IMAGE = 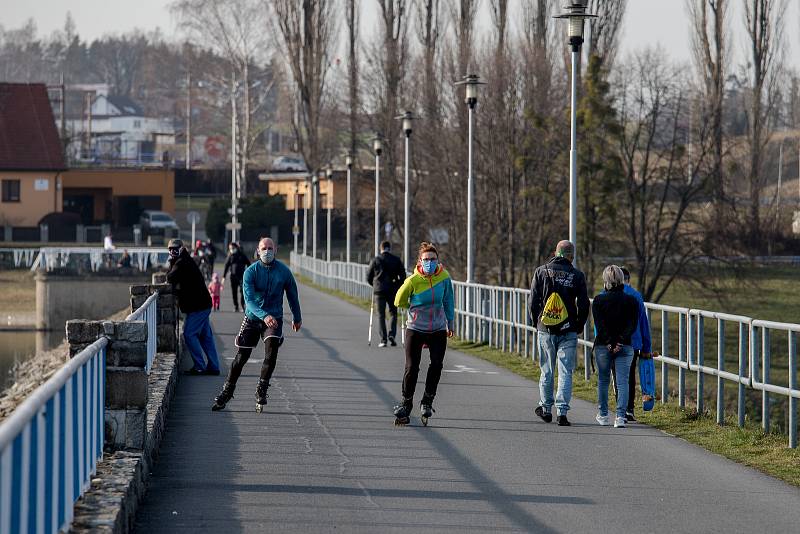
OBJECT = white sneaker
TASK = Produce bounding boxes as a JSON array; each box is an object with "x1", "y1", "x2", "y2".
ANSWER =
[
  {"x1": 595, "y1": 413, "x2": 609, "y2": 426},
  {"x1": 378, "y1": 341, "x2": 387, "y2": 348},
  {"x1": 614, "y1": 416, "x2": 626, "y2": 428}
]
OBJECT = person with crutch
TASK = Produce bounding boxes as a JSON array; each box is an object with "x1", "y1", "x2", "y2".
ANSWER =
[
  {"x1": 211, "y1": 237, "x2": 302, "y2": 413},
  {"x1": 391, "y1": 242, "x2": 454, "y2": 426},
  {"x1": 366, "y1": 240, "x2": 406, "y2": 347}
]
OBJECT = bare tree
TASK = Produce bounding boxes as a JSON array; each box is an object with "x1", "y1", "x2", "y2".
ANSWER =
[
  {"x1": 743, "y1": 0, "x2": 787, "y2": 247},
  {"x1": 271, "y1": 0, "x2": 336, "y2": 174},
  {"x1": 345, "y1": 0, "x2": 360, "y2": 156},
  {"x1": 586, "y1": 0, "x2": 627, "y2": 68},
  {"x1": 172, "y1": 0, "x2": 273, "y2": 197},
  {"x1": 616, "y1": 50, "x2": 712, "y2": 301},
  {"x1": 687, "y1": 0, "x2": 728, "y2": 222}
]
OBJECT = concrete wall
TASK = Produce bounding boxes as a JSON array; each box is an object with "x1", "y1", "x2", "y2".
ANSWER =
[{"x1": 36, "y1": 273, "x2": 150, "y2": 330}]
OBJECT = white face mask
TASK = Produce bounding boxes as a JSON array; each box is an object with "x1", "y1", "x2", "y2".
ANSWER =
[{"x1": 259, "y1": 249, "x2": 275, "y2": 264}]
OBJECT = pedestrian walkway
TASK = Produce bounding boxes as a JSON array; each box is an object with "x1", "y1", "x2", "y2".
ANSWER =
[{"x1": 134, "y1": 282, "x2": 800, "y2": 533}]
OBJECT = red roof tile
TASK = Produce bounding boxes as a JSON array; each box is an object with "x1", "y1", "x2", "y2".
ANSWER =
[{"x1": 0, "y1": 83, "x2": 66, "y2": 171}]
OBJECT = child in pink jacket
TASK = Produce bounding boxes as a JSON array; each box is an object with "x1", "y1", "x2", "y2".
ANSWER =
[{"x1": 208, "y1": 273, "x2": 222, "y2": 311}]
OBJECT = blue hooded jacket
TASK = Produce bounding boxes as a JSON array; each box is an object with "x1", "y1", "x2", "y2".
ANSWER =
[
  {"x1": 243, "y1": 259, "x2": 302, "y2": 324},
  {"x1": 624, "y1": 284, "x2": 652, "y2": 353}
]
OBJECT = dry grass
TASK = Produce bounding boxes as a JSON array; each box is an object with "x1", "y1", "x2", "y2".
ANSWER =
[{"x1": 0, "y1": 269, "x2": 36, "y2": 313}]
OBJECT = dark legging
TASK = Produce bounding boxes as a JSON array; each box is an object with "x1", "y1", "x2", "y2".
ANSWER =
[
  {"x1": 230, "y1": 276, "x2": 244, "y2": 310},
  {"x1": 402, "y1": 329, "x2": 448, "y2": 402},
  {"x1": 224, "y1": 337, "x2": 282, "y2": 390}
]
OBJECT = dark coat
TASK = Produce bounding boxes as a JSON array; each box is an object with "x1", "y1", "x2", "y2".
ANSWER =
[
  {"x1": 166, "y1": 248, "x2": 212, "y2": 313},
  {"x1": 223, "y1": 250, "x2": 251, "y2": 279},
  {"x1": 528, "y1": 256, "x2": 590, "y2": 334},
  {"x1": 592, "y1": 286, "x2": 639, "y2": 348},
  {"x1": 367, "y1": 252, "x2": 406, "y2": 295}
]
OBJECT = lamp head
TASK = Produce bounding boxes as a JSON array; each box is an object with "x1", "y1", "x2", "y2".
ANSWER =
[
  {"x1": 455, "y1": 74, "x2": 485, "y2": 109},
  {"x1": 373, "y1": 136, "x2": 383, "y2": 156},
  {"x1": 553, "y1": 2, "x2": 597, "y2": 51}
]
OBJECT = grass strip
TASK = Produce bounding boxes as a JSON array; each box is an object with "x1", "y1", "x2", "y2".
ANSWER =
[{"x1": 297, "y1": 273, "x2": 800, "y2": 487}]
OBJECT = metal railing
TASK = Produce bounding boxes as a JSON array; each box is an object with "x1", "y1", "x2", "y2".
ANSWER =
[
  {"x1": 291, "y1": 252, "x2": 800, "y2": 448},
  {"x1": 0, "y1": 337, "x2": 107, "y2": 534},
  {"x1": 126, "y1": 292, "x2": 159, "y2": 373},
  {"x1": 22, "y1": 247, "x2": 170, "y2": 273}
]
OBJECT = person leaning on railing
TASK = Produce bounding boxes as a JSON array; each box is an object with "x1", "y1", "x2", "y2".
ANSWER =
[
  {"x1": 592, "y1": 265, "x2": 639, "y2": 429},
  {"x1": 166, "y1": 238, "x2": 221, "y2": 376}
]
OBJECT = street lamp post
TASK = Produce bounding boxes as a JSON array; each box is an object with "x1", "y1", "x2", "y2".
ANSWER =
[
  {"x1": 396, "y1": 111, "x2": 416, "y2": 272},
  {"x1": 454, "y1": 75, "x2": 485, "y2": 285},
  {"x1": 345, "y1": 153, "x2": 353, "y2": 263},
  {"x1": 455, "y1": 75, "x2": 484, "y2": 342},
  {"x1": 326, "y1": 165, "x2": 333, "y2": 262},
  {"x1": 230, "y1": 81, "x2": 238, "y2": 244},
  {"x1": 373, "y1": 136, "x2": 384, "y2": 257},
  {"x1": 312, "y1": 173, "x2": 319, "y2": 259},
  {"x1": 554, "y1": 2, "x2": 596, "y2": 266},
  {"x1": 293, "y1": 182, "x2": 299, "y2": 255},
  {"x1": 302, "y1": 180, "x2": 309, "y2": 256}
]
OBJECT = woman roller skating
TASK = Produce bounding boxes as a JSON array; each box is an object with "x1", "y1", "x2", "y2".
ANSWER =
[{"x1": 392, "y1": 242, "x2": 455, "y2": 426}]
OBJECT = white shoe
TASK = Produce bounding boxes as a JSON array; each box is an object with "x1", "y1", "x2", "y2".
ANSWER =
[
  {"x1": 614, "y1": 416, "x2": 626, "y2": 428},
  {"x1": 378, "y1": 341, "x2": 387, "y2": 348},
  {"x1": 595, "y1": 413, "x2": 609, "y2": 426}
]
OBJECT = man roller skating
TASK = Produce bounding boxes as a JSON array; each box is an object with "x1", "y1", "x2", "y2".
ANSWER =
[{"x1": 211, "y1": 237, "x2": 302, "y2": 413}]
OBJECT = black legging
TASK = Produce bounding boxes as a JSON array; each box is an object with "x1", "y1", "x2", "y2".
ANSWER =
[
  {"x1": 230, "y1": 275, "x2": 244, "y2": 310},
  {"x1": 224, "y1": 337, "x2": 282, "y2": 390},
  {"x1": 402, "y1": 329, "x2": 448, "y2": 402}
]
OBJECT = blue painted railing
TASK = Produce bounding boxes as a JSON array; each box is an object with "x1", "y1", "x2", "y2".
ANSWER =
[{"x1": 0, "y1": 337, "x2": 107, "y2": 533}]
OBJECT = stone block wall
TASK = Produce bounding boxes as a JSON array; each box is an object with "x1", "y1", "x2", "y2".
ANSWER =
[
  {"x1": 66, "y1": 320, "x2": 148, "y2": 451},
  {"x1": 129, "y1": 283, "x2": 179, "y2": 354}
]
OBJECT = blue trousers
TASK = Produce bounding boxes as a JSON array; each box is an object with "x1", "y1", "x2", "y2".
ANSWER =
[
  {"x1": 183, "y1": 308, "x2": 220, "y2": 372},
  {"x1": 537, "y1": 332, "x2": 577, "y2": 416}
]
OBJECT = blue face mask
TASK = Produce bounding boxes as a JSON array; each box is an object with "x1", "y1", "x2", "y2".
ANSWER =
[
  {"x1": 259, "y1": 249, "x2": 275, "y2": 264},
  {"x1": 421, "y1": 259, "x2": 437, "y2": 275}
]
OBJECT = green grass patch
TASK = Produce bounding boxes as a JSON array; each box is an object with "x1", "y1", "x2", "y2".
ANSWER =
[{"x1": 297, "y1": 273, "x2": 800, "y2": 487}]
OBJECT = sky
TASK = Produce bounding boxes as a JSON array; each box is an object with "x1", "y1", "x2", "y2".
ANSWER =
[{"x1": 3, "y1": 0, "x2": 800, "y2": 71}]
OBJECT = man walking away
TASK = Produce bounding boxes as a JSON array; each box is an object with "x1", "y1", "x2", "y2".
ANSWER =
[
  {"x1": 223, "y1": 242, "x2": 251, "y2": 313},
  {"x1": 166, "y1": 239, "x2": 221, "y2": 375},
  {"x1": 612, "y1": 267, "x2": 652, "y2": 422},
  {"x1": 211, "y1": 237, "x2": 302, "y2": 412},
  {"x1": 367, "y1": 241, "x2": 406, "y2": 347},
  {"x1": 528, "y1": 240, "x2": 590, "y2": 426}
]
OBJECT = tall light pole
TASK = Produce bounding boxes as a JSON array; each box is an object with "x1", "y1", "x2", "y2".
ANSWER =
[
  {"x1": 302, "y1": 180, "x2": 309, "y2": 255},
  {"x1": 312, "y1": 173, "x2": 319, "y2": 259},
  {"x1": 230, "y1": 79, "x2": 239, "y2": 244},
  {"x1": 454, "y1": 74, "x2": 484, "y2": 285},
  {"x1": 396, "y1": 111, "x2": 416, "y2": 272},
  {"x1": 326, "y1": 165, "x2": 333, "y2": 262},
  {"x1": 373, "y1": 135, "x2": 384, "y2": 257},
  {"x1": 555, "y1": 2, "x2": 596, "y2": 265},
  {"x1": 345, "y1": 153, "x2": 353, "y2": 263},
  {"x1": 293, "y1": 182, "x2": 299, "y2": 255}
]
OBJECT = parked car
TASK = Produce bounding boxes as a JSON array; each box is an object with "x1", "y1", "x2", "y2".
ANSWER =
[
  {"x1": 271, "y1": 156, "x2": 308, "y2": 172},
  {"x1": 139, "y1": 210, "x2": 179, "y2": 236}
]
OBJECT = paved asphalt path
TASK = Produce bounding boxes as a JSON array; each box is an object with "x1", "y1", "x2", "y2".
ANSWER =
[{"x1": 134, "y1": 281, "x2": 800, "y2": 533}]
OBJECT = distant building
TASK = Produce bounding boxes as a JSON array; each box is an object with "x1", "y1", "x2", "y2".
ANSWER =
[
  {"x1": 64, "y1": 84, "x2": 175, "y2": 167},
  {"x1": 0, "y1": 83, "x2": 66, "y2": 232}
]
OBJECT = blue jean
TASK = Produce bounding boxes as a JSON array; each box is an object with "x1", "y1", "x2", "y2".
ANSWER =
[
  {"x1": 595, "y1": 345, "x2": 633, "y2": 419},
  {"x1": 184, "y1": 308, "x2": 220, "y2": 371},
  {"x1": 537, "y1": 332, "x2": 577, "y2": 416}
]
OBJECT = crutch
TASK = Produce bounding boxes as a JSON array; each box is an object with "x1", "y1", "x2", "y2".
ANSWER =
[{"x1": 367, "y1": 294, "x2": 375, "y2": 346}]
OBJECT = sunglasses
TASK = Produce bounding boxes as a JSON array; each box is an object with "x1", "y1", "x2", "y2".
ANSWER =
[{"x1": 168, "y1": 247, "x2": 180, "y2": 252}]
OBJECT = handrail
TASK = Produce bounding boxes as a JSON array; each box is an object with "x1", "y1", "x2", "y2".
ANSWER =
[
  {"x1": 291, "y1": 252, "x2": 800, "y2": 448},
  {"x1": 126, "y1": 291, "x2": 158, "y2": 373}
]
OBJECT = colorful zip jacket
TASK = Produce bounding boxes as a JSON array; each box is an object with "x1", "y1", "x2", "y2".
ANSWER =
[{"x1": 394, "y1": 264, "x2": 454, "y2": 333}]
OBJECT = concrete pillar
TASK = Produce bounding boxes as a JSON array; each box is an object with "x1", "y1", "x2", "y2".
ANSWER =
[
  {"x1": 76, "y1": 224, "x2": 85, "y2": 243},
  {"x1": 39, "y1": 223, "x2": 49, "y2": 243},
  {"x1": 66, "y1": 319, "x2": 148, "y2": 451},
  {"x1": 3, "y1": 225, "x2": 11, "y2": 242},
  {"x1": 130, "y1": 282, "x2": 178, "y2": 354}
]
